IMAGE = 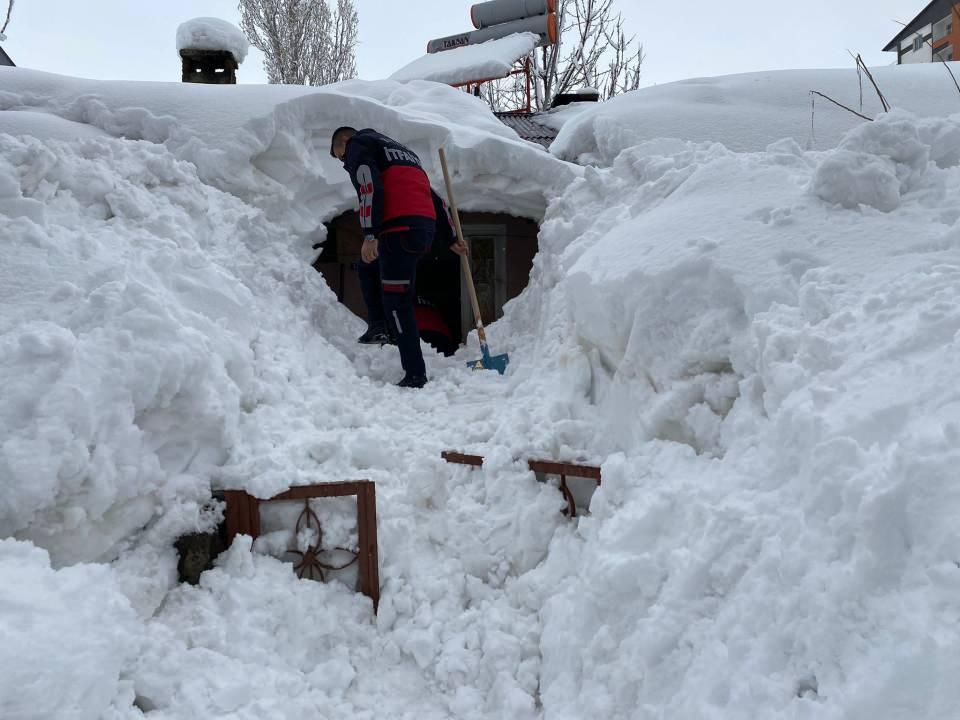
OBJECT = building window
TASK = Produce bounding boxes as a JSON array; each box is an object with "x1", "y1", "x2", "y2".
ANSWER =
[
  {"x1": 914, "y1": 35, "x2": 924, "y2": 52},
  {"x1": 938, "y1": 46, "x2": 954, "y2": 62}
]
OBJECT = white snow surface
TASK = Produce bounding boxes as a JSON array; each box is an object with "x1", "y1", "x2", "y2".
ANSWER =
[
  {"x1": 552, "y1": 64, "x2": 960, "y2": 164},
  {"x1": 0, "y1": 109, "x2": 110, "y2": 141},
  {"x1": 176, "y1": 17, "x2": 250, "y2": 64},
  {"x1": 390, "y1": 32, "x2": 538, "y2": 86},
  {"x1": 3, "y1": 63, "x2": 960, "y2": 719}
]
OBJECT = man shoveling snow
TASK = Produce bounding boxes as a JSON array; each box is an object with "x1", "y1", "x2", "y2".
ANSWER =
[{"x1": 330, "y1": 126, "x2": 466, "y2": 389}]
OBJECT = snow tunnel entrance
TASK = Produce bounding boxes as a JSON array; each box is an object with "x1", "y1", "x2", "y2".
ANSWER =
[{"x1": 315, "y1": 210, "x2": 539, "y2": 354}]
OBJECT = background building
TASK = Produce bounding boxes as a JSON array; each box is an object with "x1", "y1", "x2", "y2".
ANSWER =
[{"x1": 884, "y1": 0, "x2": 959, "y2": 63}]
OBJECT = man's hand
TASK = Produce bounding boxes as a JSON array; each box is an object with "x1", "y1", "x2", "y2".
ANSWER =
[
  {"x1": 361, "y1": 237, "x2": 379, "y2": 263},
  {"x1": 449, "y1": 239, "x2": 469, "y2": 257}
]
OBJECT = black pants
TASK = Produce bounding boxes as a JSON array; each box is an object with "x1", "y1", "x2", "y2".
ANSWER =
[{"x1": 358, "y1": 228, "x2": 433, "y2": 377}]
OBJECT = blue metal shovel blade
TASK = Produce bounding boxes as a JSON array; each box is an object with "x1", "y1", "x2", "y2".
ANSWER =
[{"x1": 467, "y1": 344, "x2": 509, "y2": 375}]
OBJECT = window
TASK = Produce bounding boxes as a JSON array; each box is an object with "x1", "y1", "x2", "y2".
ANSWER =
[{"x1": 914, "y1": 35, "x2": 924, "y2": 52}]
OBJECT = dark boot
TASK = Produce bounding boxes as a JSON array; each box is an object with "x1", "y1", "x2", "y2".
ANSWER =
[
  {"x1": 396, "y1": 374, "x2": 428, "y2": 389},
  {"x1": 358, "y1": 324, "x2": 392, "y2": 345}
]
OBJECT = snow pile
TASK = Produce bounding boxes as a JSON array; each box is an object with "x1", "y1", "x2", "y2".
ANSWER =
[
  {"x1": 0, "y1": 539, "x2": 140, "y2": 720},
  {"x1": 552, "y1": 64, "x2": 960, "y2": 164},
  {"x1": 390, "y1": 32, "x2": 538, "y2": 86},
  {"x1": 0, "y1": 130, "x2": 266, "y2": 565},
  {"x1": 0, "y1": 68, "x2": 571, "y2": 228},
  {"x1": 176, "y1": 17, "x2": 250, "y2": 64},
  {"x1": 0, "y1": 64, "x2": 584, "y2": 718},
  {"x1": 810, "y1": 110, "x2": 942, "y2": 212},
  {"x1": 0, "y1": 110, "x2": 109, "y2": 142},
  {"x1": 492, "y1": 104, "x2": 960, "y2": 717},
  {"x1": 4, "y1": 62, "x2": 960, "y2": 719}
]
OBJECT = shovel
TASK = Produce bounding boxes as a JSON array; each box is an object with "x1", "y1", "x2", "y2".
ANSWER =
[{"x1": 438, "y1": 147, "x2": 510, "y2": 375}]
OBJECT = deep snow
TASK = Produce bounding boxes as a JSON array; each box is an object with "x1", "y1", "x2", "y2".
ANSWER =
[
  {"x1": 176, "y1": 17, "x2": 250, "y2": 64},
  {"x1": 3, "y1": 61, "x2": 960, "y2": 720},
  {"x1": 390, "y1": 32, "x2": 539, "y2": 86},
  {"x1": 549, "y1": 64, "x2": 960, "y2": 164}
]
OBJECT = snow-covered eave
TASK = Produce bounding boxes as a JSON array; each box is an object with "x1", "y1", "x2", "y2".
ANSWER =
[{"x1": 0, "y1": 68, "x2": 575, "y2": 231}]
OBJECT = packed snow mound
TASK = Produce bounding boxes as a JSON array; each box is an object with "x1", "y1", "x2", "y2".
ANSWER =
[
  {"x1": 6, "y1": 61, "x2": 960, "y2": 720},
  {"x1": 390, "y1": 32, "x2": 538, "y2": 86},
  {"x1": 0, "y1": 68, "x2": 574, "y2": 227},
  {"x1": 490, "y1": 108, "x2": 960, "y2": 717},
  {"x1": 0, "y1": 539, "x2": 141, "y2": 719},
  {"x1": 0, "y1": 131, "x2": 259, "y2": 564},
  {"x1": 552, "y1": 64, "x2": 960, "y2": 165},
  {"x1": 0, "y1": 109, "x2": 110, "y2": 141},
  {"x1": 176, "y1": 17, "x2": 250, "y2": 64}
]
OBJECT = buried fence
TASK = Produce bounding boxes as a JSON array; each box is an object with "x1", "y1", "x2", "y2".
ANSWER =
[
  {"x1": 441, "y1": 451, "x2": 602, "y2": 518},
  {"x1": 222, "y1": 481, "x2": 380, "y2": 612}
]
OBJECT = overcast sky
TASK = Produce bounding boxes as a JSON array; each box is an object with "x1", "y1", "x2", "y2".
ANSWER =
[{"x1": 0, "y1": 1, "x2": 926, "y2": 86}]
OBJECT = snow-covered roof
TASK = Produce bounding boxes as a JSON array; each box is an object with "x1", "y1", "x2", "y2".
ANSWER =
[
  {"x1": 176, "y1": 17, "x2": 249, "y2": 64},
  {"x1": 389, "y1": 32, "x2": 537, "y2": 86},
  {"x1": 495, "y1": 111, "x2": 557, "y2": 148},
  {"x1": 549, "y1": 65, "x2": 960, "y2": 164}
]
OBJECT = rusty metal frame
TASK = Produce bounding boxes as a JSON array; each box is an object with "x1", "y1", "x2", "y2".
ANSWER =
[
  {"x1": 441, "y1": 452, "x2": 602, "y2": 517},
  {"x1": 453, "y1": 55, "x2": 533, "y2": 113},
  {"x1": 526, "y1": 459, "x2": 601, "y2": 518},
  {"x1": 441, "y1": 450, "x2": 485, "y2": 467},
  {"x1": 223, "y1": 481, "x2": 380, "y2": 612},
  {"x1": 285, "y1": 498, "x2": 359, "y2": 581}
]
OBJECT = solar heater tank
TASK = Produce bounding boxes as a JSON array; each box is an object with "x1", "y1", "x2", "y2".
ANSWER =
[
  {"x1": 427, "y1": 12, "x2": 557, "y2": 53},
  {"x1": 470, "y1": 0, "x2": 556, "y2": 29}
]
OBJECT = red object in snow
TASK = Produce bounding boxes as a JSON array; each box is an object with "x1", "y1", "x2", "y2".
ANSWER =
[{"x1": 415, "y1": 303, "x2": 453, "y2": 341}]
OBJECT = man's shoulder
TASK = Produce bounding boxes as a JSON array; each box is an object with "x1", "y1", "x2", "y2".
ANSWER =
[
  {"x1": 349, "y1": 129, "x2": 423, "y2": 167},
  {"x1": 355, "y1": 128, "x2": 392, "y2": 146}
]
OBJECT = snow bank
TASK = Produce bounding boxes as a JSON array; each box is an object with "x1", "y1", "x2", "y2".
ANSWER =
[
  {"x1": 552, "y1": 64, "x2": 960, "y2": 165},
  {"x1": 0, "y1": 67, "x2": 572, "y2": 227},
  {"x1": 0, "y1": 539, "x2": 141, "y2": 720},
  {"x1": 390, "y1": 32, "x2": 538, "y2": 86},
  {"x1": 489, "y1": 105, "x2": 960, "y2": 717},
  {"x1": 6, "y1": 61, "x2": 960, "y2": 720},
  {"x1": 0, "y1": 66, "x2": 575, "y2": 564},
  {"x1": 0, "y1": 109, "x2": 109, "y2": 141},
  {"x1": 0, "y1": 130, "x2": 268, "y2": 564},
  {"x1": 176, "y1": 17, "x2": 249, "y2": 64},
  {"x1": 0, "y1": 65, "x2": 585, "y2": 717}
]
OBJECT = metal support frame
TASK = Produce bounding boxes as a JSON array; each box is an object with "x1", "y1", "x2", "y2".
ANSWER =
[
  {"x1": 526, "y1": 460, "x2": 601, "y2": 517},
  {"x1": 441, "y1": 452, "x2": 602, "y2": 517},
  {"x1": 454, "y1": 55, "x2": 533, "y2": 113},
  {"x1": 224, "y1": 481, "x2": 380, "y2": 612}
]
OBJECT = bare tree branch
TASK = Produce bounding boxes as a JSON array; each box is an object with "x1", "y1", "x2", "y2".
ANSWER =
[
  {"x1": 238, "y1": 0, "x2": 357, "y2": 85},
  {"x1": 810, "y1": 90, "x2": 874, "y2": 122},
  {"x1": 1, "y1": 0, "x2": 15, "y2": 35},
  {"x1": 483, "y1": 0, "x2": 643, "y2": 112},
  {"x1": 854, "y1": 54, "x2": 890, "y2": 112}
]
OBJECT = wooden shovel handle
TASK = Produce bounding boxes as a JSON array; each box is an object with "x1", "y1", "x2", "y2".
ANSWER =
[{"x1": 438, "y1": 147, "x2": 487, "y2": 344}]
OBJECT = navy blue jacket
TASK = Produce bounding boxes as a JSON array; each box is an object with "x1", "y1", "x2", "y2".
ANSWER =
[{"x1": 343, "y1": 129, "x2": 436, "y2": 239}]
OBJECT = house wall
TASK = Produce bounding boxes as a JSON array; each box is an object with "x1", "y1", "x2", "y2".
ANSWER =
[
  {"x1": 933, "y1": 7, "x2": 960, "y2": 61},
  {"x1": 899, "y1": 23, "x2": 934, "y2": 64}
]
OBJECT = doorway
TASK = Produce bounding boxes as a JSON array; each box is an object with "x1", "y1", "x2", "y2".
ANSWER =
[{"x1": 316, "y1": 211, "x2": 538, "y2": 348}]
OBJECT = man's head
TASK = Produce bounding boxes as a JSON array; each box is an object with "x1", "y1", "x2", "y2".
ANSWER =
[{"x1": 330, "y1": 126, "x2": 358, "y2": 160}]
